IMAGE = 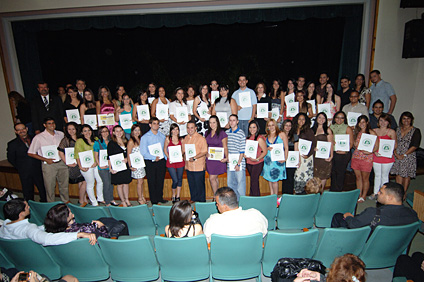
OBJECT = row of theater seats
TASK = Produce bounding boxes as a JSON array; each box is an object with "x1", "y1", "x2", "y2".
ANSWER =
[{"x1": 0, "y1": 221, "x2": 420, "y2": 282}]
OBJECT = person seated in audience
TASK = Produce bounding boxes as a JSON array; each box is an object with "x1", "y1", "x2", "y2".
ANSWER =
[
  {"x1": 165, "y1": 200, "x2": 203, "y2": 238},
  {"x1": 0, "y1": 199, "x2": 96, "y2": 246},
  {"x1": 44, "y1": 203, "x2": 110, "y2": 238},
  {"x1": 304, "y1": 177, "x2": 323, "y2": 194},
  {"x1": 393, "y1": 251, "x2": 424, "y2": 282},
  {"x1": 331, "y1": 182, "x2": 418, "y2": 230},
  {"x1": 203, "y1": 187, "x2": 267, "y2": 242},
  {"x1": 0, "y1": 269, "x2": 78, "y2": 282},
  {"x1": 294, "y1": 253, "x2": 366, "y2": 282}
]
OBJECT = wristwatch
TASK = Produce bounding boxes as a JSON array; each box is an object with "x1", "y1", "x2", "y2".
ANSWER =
[{"x1": 193, "y1": 157, "x2": 196, "y2": 161}]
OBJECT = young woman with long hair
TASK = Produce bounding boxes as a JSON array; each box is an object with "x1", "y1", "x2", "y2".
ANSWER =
[
  {"x1": 312, "y1": 112, "x2": 333, "y2": 189},
  {"x1": 127, "y1": 124, "x2": 147, "y2": 205},
  {"x1": 165, "y1": 200, "x2": 203, "y2": 238}
]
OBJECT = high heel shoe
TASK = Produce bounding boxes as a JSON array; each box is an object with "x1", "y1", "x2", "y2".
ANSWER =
[
  {"x1": 175, "y1": 197, "x2": 180, "y2": 202},
  {"x1": 172, "y1": 197, "x2": 176, "y2": 204},
  {"x1": 138, "y1": 198, "x2": 146, "y2": 205}
]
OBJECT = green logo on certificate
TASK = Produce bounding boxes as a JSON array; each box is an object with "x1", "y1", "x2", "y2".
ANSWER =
[
  {"x1": 188, "y1": 149, "x2": 194, "y2": 155},
  {"x1": 301, "y1": 145, "x2": 307, "y2": 151},
  {"x1": 69, "y1": 153, "x2": 74, "y2": 158},
  {"x1": 260, "y1": 108, "x2": 266, "y2": 113},
  {"x1": 363, "y1": 139, "x2": 371, "y2": 146},
  {"x1": 248, "y1": 146, "x2": 254, "y2": 152},
  {"x1": 154, "y1": 149, "x2": 160, "y2": 155},
  {"x1": 46, "y1": 150, "x2": 55, "y2": 157},
  {"x1": 115, "y1": 160, "x2": 122, "y2": 166},
  {"x1": 84, "y1": 156, "x2": 92, "y2": 162},
  {"x1": 383, "y1": 145, "x2": 391, "y2": 152},
  {"x1": 289, "y1": 156, "x2": 296, "y2": 161},
  {"x1": 134, "y1": 157, "x2": 140, "y2": 163},
  {"x1": 274, "y1": 149, "x2": 281, "y2": 155},
  {"x1": 71, "y1": 114, "x2": 77, "y2": 119}
]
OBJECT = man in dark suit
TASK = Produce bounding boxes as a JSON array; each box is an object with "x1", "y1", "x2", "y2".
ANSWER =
[
  {"x1": 31, "y1": 82, "x2": 64, "y2": 134},
  {"x1": 7, "y1": 123, "x2": 47, "y2": 202}
]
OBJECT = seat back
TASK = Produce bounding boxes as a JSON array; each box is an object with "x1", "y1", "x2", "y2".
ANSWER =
[
  {"x1": 359, "y1": 221, "x2": 420, "y2": 269},
  {"x1": 262, "y1": 229, "x2": 319, "y2": 277},
  {"x1": 109, "y1": 205, "x2": 156, "y2": 236},
  {"x1": 0, "y1": 200, "x2": 6, "y2": 220},
  {"x1": 0, "y1": 243, "x2": 17, "y2": 268},
  {"x1": 210, "y1": 233, "x2": 263, "y2": 281},
  {"x1": 28, "y1": 200, "x2": 62, "y2": 225},
  {"x1": 152, "y1": 205, "x2": 171, "y2": 235},
  {"x1": 154, "y1": 234, "x2": 210, "y2": 281},
  {"x1": 313, "y1": 226, "x2": 370, "y2": 267},
  {"x1": 240, "y1": 195, "x2": 277, "y2": 230},
  {"x1": 45, "y1": 238, "x2": 109, "y2": 281},
  {"x1": 314, "y1": 190, "x2": 360, "y2": 227},
  {"x1": 0, "y1": 238, "x2": 61, "y2": 279},
  {"x1": 98, "y1": 236, "x2": 159, "y2": 282},
  {"x1": 195, "y1": 202, "x2": 218, "y2": 225},
  {"x1": 277, "y1": 194, "x2": 320, "y2": 229},
  {"x1": 68, "y1": 203, "x2": 110, "y2": 223}
]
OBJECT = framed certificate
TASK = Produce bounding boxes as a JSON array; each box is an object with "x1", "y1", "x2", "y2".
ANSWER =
[
  {"x1": 378, "y1": 139, "x2": 395, "y2": 158},
  {"x1": 137, "y1": 104, "x2": 150, "y2": 121},
  {"x1": 334, "y1": 134, "x2": 350, "y2": 152},
  {"x1": 270, "y1": 143, "x2": 285, "y2": 161},
  {"x1": 211, "y1": 91, "x2": 219, "y2": 104},
  {"x1": 148, "y1": 143, "x2": 164, "y2": 159},
  {"x1": 244, "y1": 140, "x2": 258, "y2": 159},
  {"x1": 298, "y1": 139, "x2": 312, "y2": 155},
  {"x1": 284, "y1": 93, "x2": 295, "y2": 105},
  {"x1": 317, "y1": 104, "x2": 332, "y2": 118},
  {"x1": 168, "y1": 145, "x2": 183, "y2": 163},
  {"x1": 208, "y1": 147, "x2": 224, "y2": 161},
  {"x1": 198, "y1": 103, "x2": 210, "y2": 120},
  {"x1": 357, "y1": 133, "x2": 377, "y2": 153},
  {"x1": 109, "y1": 153, "x2": 126, "y2": 172},
  {"x1": 286, "y1": 102, "x2": 299, "y2": 117},
  {"x1": 156, "y1": 104, "x2": 169, "y2": 120},
  {"x1": 239, "y1": 92, "x2": 252, "y2": 108},
  {"x1": 78, "y1": 150, "x2": 95, "y2": 168},
  {"x1": 66, "y1": 109, "x2": 81, "y2": 124},
  {"x1": 119, "y1": 113, "x2": 133, "y2": 130},
  {"x1": 84, "y1": 115, "x2": 97, "y2": 130},
  {"x1": 176, "y1": 106, "x2": 189, "y2": 123},
  {"x1": 228, "y1": 154, "x2": 240, "y2": 171},
  {"x1": 256, "y1": 103, "x2": 268, "y2": 119},
  {"x1": 271, "y1": 108, "x2": 280, "y2": 120},
  {"x1": 315, "y1": 141, "x2": 331, "y2": 159},
  {"x1": 216, "y1": 112, "x2": 228, "y2": 126},
  {"x1": 286, "y1": 151, "x2": 299, "y2": 168},
  {"x1": 99, "y1": 149, "x2": 108, "y2": 167},
  {"x1": 98, "y1": 114, "x2": 115, "y2": 126},
  {"x1": 187, "y1": 100, "x2": 194, "y2": 115},
  {"x1": 41, "y1": 145, "x2": 60, "y2": 162},
  {"x1": 130, "y1": 152, "x2": 146, "y2": 168},
  {"x1": 185, "y1": 144, "x2": 196, "y2": 160},
  {"x1": 347, "y1": 112, "x2": 362, "y2": 127},
  {"x1": 64, "y1": 147, "x2": 76, "y2": 165}
]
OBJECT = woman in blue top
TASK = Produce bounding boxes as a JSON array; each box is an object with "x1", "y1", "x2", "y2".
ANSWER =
[
  {"x1": 94, "y1": 126, "x2": 118, "y2": 206},
  {"x1": 261, "y1": 118, "x2": 289, "y2": 195},
  {"x1": 115, "y1": 93, "x2": 136, "y2": 140}
]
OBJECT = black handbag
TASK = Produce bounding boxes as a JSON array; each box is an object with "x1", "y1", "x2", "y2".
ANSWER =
[
  {"x1": 271, "y1": 257, "x2": 326, "y2": 282},
  {"x1": 98, "y1": 217, "x2": 129, "y2": 238}
]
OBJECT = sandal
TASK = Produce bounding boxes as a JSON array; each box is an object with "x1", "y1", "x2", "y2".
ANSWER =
[
  {"x1": 172, "y1": 197, "x2": 176, "y2": 204},
  {"x1": 357, "y1": 197, "x2": 365, "y2": 203},
  {"x1": 138, "y1": 198, "x2": 146, "y2": 205},
  {"x1": 126, "y1": 200, "x2": 133, "y2": 207}
]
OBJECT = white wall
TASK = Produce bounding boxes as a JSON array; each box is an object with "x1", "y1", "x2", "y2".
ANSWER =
[{"x1": 373, "y1": 0, "x2": 424, "y2": 129}]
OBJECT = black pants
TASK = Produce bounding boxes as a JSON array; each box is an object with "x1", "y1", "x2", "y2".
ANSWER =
[
  {"x1": 246, "y1": 163, "x2": 264, "y2": 196},
  {"x1": 393, "y1": 252, "x2": 424, "y2": 281},
  {"x1": 330, "y1": 152, "x2": 351, "y2": 192},
  {"x1": 19, "y1": 169, "x2": 47, "y2": 202},
  {"x1": 186, "y1": 170, "x2": 206, "y2": 202},
  {"x1": 282, "y1": 168, "x2": 296, "y2": 194},
  {"x1": 145, "y1": 159, "x2": 166, "y2": 204},
  {"x1": 331, "y1": 213, "x2": 349, "y2": 228}
]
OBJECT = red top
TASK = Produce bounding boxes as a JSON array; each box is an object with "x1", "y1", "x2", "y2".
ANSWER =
[
  {"x1": 246, "y1": 134, "x2": 266, "y2": 165},
  {"x1": 374, "y1": 135, "x2": 395, "y2": 164},
  {"x1": 166, "y1": 138, "x2": 185, "y2": 168}
]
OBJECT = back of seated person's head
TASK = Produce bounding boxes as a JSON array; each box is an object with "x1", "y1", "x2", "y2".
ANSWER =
[
  {"x1": 44, "y1": 203, "x2": 70, "y2": 233},
  {"x1": 3, "y1": 199, "x2": 26, "y2": 221},
  {"x1": 327, "y1": 253, "x2": 366, "y2": 282},
  {"x1": 215, "y1": 187, "x2": 239, "y2": 209},
  {"x1": 169, "y1": 200, "x2": 193, "y2": 237},
  {"x1": 382, "y1": 182, "x2": 404, "y2": 203},
  {"x1": 305, "y1": 177, "x2": 323, "y2": 194}
]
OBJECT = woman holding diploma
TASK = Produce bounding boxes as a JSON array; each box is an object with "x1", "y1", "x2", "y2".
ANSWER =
[
  {"x1": 127, "y1": 124, "x2": 146, "y2": 205},
  {"x1": 94, "y1": 126, "x2": 118, "y2": 206},
  {"x1": 193, "y1": 84, "x2": 211, "y2": 136},
  {"x1": 312, "y1": 112, "x2": 333, "y2": 189},
  {"x1": 133, "y1": 90, "x2": 150, "y2": 134},
  {"x1": 96, "y1": 86, "x2": 117, "y2": 134},
  {"x1": 352, "y1": 115, "x2": 377, "y2": 202},
  {"x1": 63, "y1": 86, "x2": 83, "y2": 123},
  {"x1": 296, "y1": 90, "x2": 313, "y2": 118},
  {"x1": 280, "y1": 79, "x2": 296, "y2": 120},
  {"x1": 169, "y1": 87, "x2": 191, "y2": 137},
  {"x1": 282, "y1": 119, "x2": 298, "y2": 194},
  {"x1": 268, "y1": 79, "x2": 284, "y2": 127},
  {"x1": 205, "y1": 116, "x2": 228, "y2": 195},
  {"x1": 246, "y1": 120, "x2": 267, "y2": 196},
  {"x1": 74, "y1": 124, "x2": 104, "y2": 206},
  {"x1": 254, "y1": 82, "x2": 271, "y2": 135},
  {"x1": 164, "y1": 123, "x2": 185, "y2": 203},
  {"x1": 330, "y1": 111, "x2": 354, "y2": 192},
  {"x1": 80, "y1": 88, "x2": 97, "y2": 126},
  {"x1": 151, "y1": 86, "x2": 170, "y2": 136},
  {"x1": 370, "y1": 114, "x2": 396, "y2": 200},
  {"x1": 391, "y1": 111, "x2": 421, "y2": 193},
  {"x1": 58, "y1": 122, "x2": 87, "y2": 206},
  {"x1": 322, "y1": 83, "x2": 341, "y2": 124},
  {"x1": 212, "y1": 84, "x2": 237, "y2": 129},
  {"x1": 261, "y1": 118, "x2": 288, "y2": 195},
  {"x1": 108, "y1": 125, "x2": 132, "y2": 207},
  {"x1": 115, "y1": 93, "x2": 136, "y2": 140}
]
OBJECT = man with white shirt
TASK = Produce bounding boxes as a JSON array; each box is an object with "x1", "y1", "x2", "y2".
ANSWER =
[
  {"x1": 0, "y1": 199, "x2": 96, "y2": 246},
  {"x1": 232, "y1": 75, "x2": 257, "y2": 137},
  {"x1": 203, "y1": 187, "x2": 267, "y2": 242},
  {"x1": 342, "y1": 90, "x2": 369, "y2": 127},
  {"x1": 28, "y1": 117, "x2": 69, "y2": 202}
]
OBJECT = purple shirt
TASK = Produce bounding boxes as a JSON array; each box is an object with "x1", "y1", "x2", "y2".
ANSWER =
[{"x1": 205, "y1": 130, "x2": 228, "y2": 175}]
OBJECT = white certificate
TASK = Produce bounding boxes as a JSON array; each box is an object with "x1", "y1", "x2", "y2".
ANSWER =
[
  {"x1": 335, "y1": 134, "x2": 350, "y2": 152},
  {"x1": 256, "y1": 103, "x2": 268, "y2": 119},
  {"x1": 378, "y1": 139, "x2": 395, "y2": 158},
  {"x1": 315, "y1": 141, "x2": 331, "y2": 159},
  {"x1": 286, "y1": 151, "x2": 300, "y2": 168},
  {"x1": 216, "y1": 112, "x2": 228, "y2": 126},
  {"x1": 64, "y1": 147, "x2": 76, "y2": 165},
  {"x1": 347, "y1": 112, "x2": 362, "y2": 127},
  {"x1": 271, "y1": 143, "x2": 285, "y2": 162},
  {"x1": 211, "y1": 91, "x2": 219, "y2": 104},
  {"x1": 286, "y1": 102, "x2": 299, "y2": 117},
  {"x1": 208, "y1": 147, "x2": 224, "y2": 161},
  {"x1": 271, "y1": 108, "x2": 280, "y2": 120},
  {"x1": 357, "y1": 133, "x2": 377, "y2": 153},
  {"x1": 244, "y1": 140, "x2": 258, "y2": 159},
  {"x1": 41, "y1": 145, "x2": 60, "y2": 161},
  {"x1": 137, "y1": 105, "x2": 150, "y2": 121},
  {"x1": 307, "y1": 100, "x2": 316, "y2": 114},
  {"x1": 156, "y1": 104, "x2": 169, "y2": 120},
  {"x1": 99, "y1": 149, "x2": 108, "y2": 167},
  {"x1": 84, "y1": 115, "x2": 97, "y2": 130},
  {"x1": 119, "y1": 113, "x2": 133, "y2": 130},
  {"x1": 317, "y1": 103, "x2": 332, "y2": 118},
  {"x1": 66, "y1": 109, "x2": 81, "y2": 124},
  {"x1": 298, "y1": 139, "x2": 312, "y2": 155},
  {"x1": 176, "y1": 106, "x2": 189, "y2": 123},
  {"x1": 109, "y1": 153, "x2": 126, "y2": 172},
  {"x1": 148, "y1": 97, "x2": 155, "y2": 104},
  {"x1": 198, "y1": 103, "x2": 210, "y2": 120},
  {"x1": 178, "y1": 123, "x2": 187, "y2": 136},
  {"x1": 228, "y1": 154, "x2": 240, "y2": 171},
  {"x1": 239, "y1": 92, "x2": 252, "y2": 108},
  {"x1": 285, "y1": 93, "x2": 295, "y2": 105},
  {"x1": 168, "y1": 145, "x2": 183, "y2": 163},
  {"x1": 129, "y1": 151, "x2": 145, "y2": 168},
  {"x1": 185, "y1": 144, "x2": 196, "y2": 160},
  {"x1": 78, "y1": 150, "x2": 95, "y2": 168},
  {"x1": 148, "y1": 143, "x2": 164, "y2": 159},
  {"x1": 97, "y1": 114, "x2": 115, "y2": 126},
  {"x1": 187, "y1": 100, "x2": 194, "y2": 115}
]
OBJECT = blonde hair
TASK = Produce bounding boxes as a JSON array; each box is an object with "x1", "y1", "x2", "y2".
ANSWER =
[
  {"x1": 327, "y1": 254, "x2": 366, "y2": 282},
  {"x1": 305, "y1": 177, "x2": 323, "y2": 194}
]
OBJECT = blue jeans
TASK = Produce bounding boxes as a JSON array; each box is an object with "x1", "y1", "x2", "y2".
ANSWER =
[
  {"x1": 168, "y1": 167, "x2": 184, "y2": 189},
  {"x1": 238, "y1": 120, "x2": 249, "y2": 137},
  {"x1": 227, "y1": 168, "x2": 246, "y2": 200}
]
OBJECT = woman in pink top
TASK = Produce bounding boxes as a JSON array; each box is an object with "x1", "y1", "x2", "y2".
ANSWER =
[
  {"x1": 370, "y1": 114, "x2": 396, "y2": 199},
  {"x1": 96, "y1": 86, "x2": 117, "y2": 134},
  {"x1": 245, "y1": 120, "x2": 267, "y2": 196}
]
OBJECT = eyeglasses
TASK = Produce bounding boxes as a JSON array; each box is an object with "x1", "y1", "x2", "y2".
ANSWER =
[{"x1": 335, "y1": 116, "x2": 345, "y2": 119}]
